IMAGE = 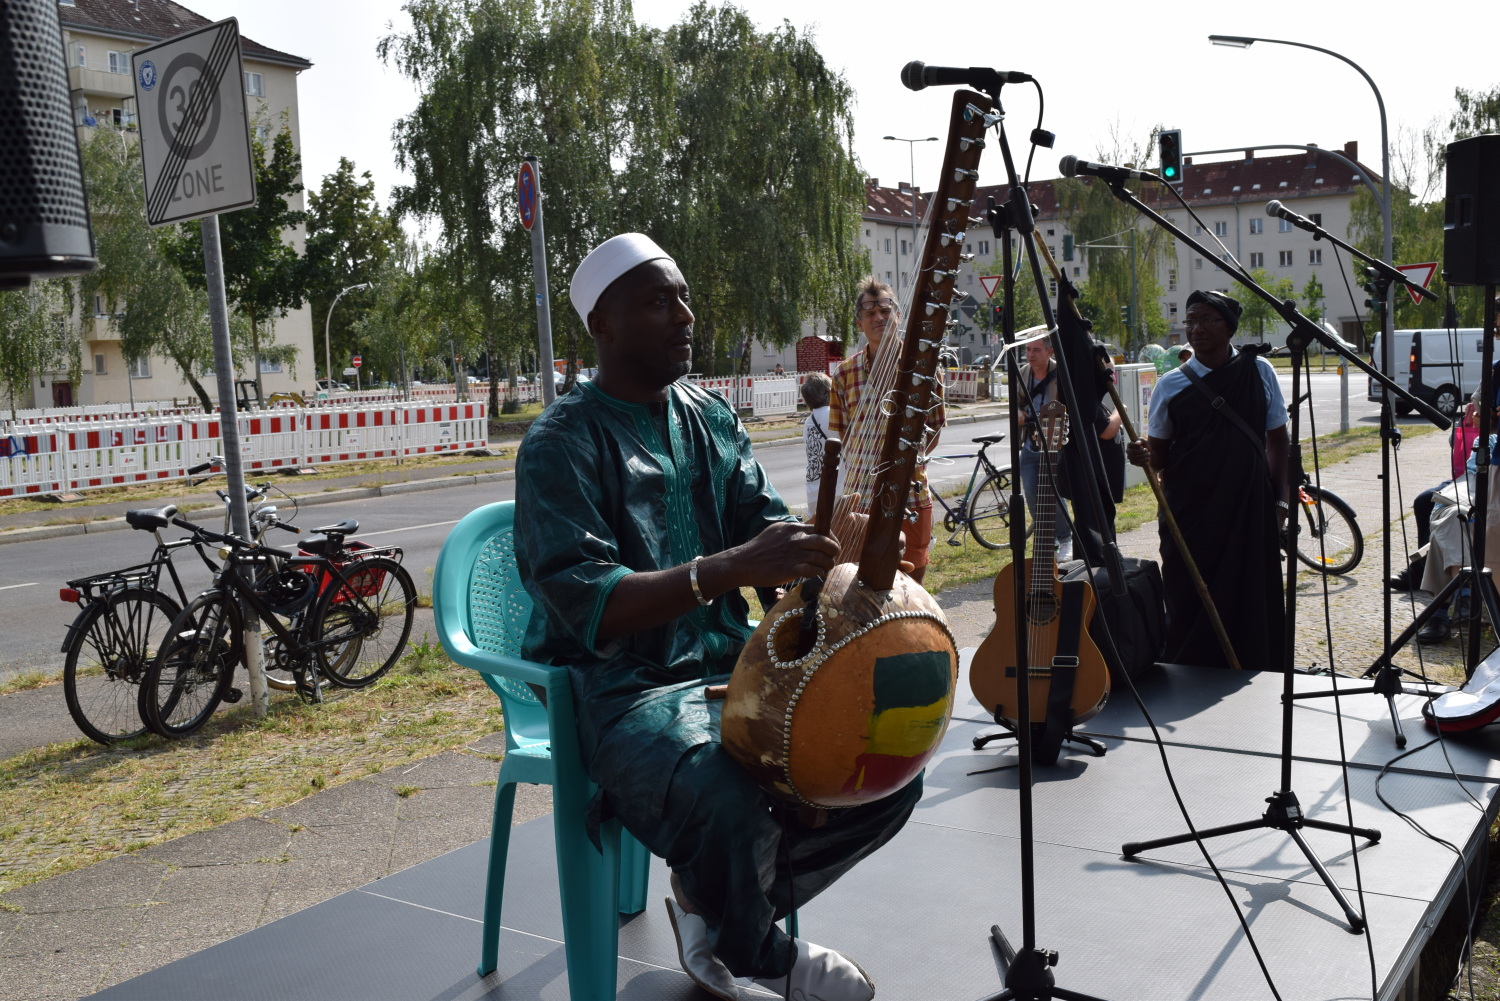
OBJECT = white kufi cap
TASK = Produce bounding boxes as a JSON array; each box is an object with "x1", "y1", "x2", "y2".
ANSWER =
[{"x1": 570, "y1": 233, "x2": 675, "y2": 329}]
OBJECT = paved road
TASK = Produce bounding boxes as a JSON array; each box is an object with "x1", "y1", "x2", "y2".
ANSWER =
[{"x1": 0, "y1": 372, "x2": 1390, "y2": 687}]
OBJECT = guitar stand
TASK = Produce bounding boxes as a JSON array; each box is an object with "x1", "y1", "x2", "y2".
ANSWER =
[{"x1": 971, "y1": 719, "x2": 1107, "y2": 775}]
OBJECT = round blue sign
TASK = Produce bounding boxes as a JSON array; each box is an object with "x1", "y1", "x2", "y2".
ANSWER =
[
  {"x1": 138, "y1": 59, "x2": 157, "y2": 91},
  {"x1": 518, "y1": 161, "x2": 537, "y2": 231}
]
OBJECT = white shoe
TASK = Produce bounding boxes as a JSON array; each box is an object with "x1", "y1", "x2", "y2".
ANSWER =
[
  {"x1": 754, "y1": 938, "x2": 876, "y2": 1000},
  {"x1": 1057, "y1": 540, "x2": 1073, "y2": 563},
  {"x1": 665, "y1": 898, "x2": 737, "y2": 1000}
]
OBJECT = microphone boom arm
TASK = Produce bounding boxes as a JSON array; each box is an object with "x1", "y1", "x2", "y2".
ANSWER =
[
  {"x1": 1268, "y1": 203, "x2": 1438, "y2": 304},
  {"x1": 1099, "y1": 181, "x2": 1449, "y2": 430}
]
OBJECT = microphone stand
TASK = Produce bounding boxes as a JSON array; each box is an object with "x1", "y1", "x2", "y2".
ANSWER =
[
  {"x1": 1093, "y1": 177, "x2": 1440, "y2": 932},
  {"x1": 1259, "y1": 211, "x2": 1474, "y2": 748},
  {"x1": 961, "y1": 81, "x2": 1118, "y2": 1001}
]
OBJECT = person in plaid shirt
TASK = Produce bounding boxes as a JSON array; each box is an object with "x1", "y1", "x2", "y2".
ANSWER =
[{"x1": 830, "y1": 277, "x2": 945, "y2": 584}]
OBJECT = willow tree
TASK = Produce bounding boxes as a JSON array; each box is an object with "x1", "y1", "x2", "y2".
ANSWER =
[
  {"x1": 630, "y1": 3, "x2": 866, "y2": 373},
  {"x1": 0, "y1": 281, "x2": 74, "y2": 418},
  {"x1": 381, "y1": 0, "x2": 655, "y2": 412},
  {"x1": 1054, "y1": 130, "x2": 1175, "y2": 353}
]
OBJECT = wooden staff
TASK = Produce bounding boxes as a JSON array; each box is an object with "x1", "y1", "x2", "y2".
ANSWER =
[{"x1": 1035, "y1": 242, "x2": 1243, "y2": 671}]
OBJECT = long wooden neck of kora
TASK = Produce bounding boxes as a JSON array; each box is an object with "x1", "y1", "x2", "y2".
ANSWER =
[
  {"x1": 1028, "y1": 400, "x2": 1070, "y2": 590},
  {"x1": 856, "y1": 89, "x2": 992, "y2": 591}
]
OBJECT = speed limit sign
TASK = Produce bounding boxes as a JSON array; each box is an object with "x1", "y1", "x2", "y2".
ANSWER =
[{"x1": 132, "y1": 19, "x2": 257, "y2": 227}]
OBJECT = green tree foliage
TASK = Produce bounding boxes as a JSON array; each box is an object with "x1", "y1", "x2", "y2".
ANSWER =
[
  {"x1": 1055, "y1": 129, "x2": 1173, "y2": 354},
  {"x1": 1350, "y1": 83, "x2": 1500, "y2": 333},
  {"x1": 170, "y1": 126, "x2": 308, "y2": 398},
  {"x1": 0, "y1": 281, "x2": 74, "y2": 418},
  {"x1": 76, "y1": 128, "x2": 222, "y2": 410},
  {"x1": 1302, "y1": 274, "x2": 1326, "y2": 323},
  {"x1": 636, "y1": 3, "x2": 865, "y2": 373},
  {"x1": 1237, "y1": 268, "x2": 1296, "y2": 344},
  {"x1": 381, "y1": 0, "x2": 865, "y2": 402},
  {"x1": 305, "y1": 158, "x2": 402, "y2": 385}
]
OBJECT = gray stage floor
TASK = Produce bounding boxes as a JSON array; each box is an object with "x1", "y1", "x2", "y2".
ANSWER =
[{"x1": 89, "y1": 665, "x2": 1500, "y2": 1001}]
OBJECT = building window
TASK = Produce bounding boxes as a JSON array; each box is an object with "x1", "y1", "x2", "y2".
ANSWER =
[
  {"x1": 107, "y1": 50, "x2": 129, "y2": 74},
  {"x1": 1278, "y1": 250, "x2": 1293, "y2": 267},
  {"x1": 979, "y1": 240, "x2": 990, "y2": 255},
  {"x1": 128, "y1": 356, "x2": 150, "y2": 379},
  {"x1": 1213, "y1": 221, "x2": 1228, "y2": 237},
  {"x1": 1194, "y1": 225, "x2": 1204, "y2": 235},
  {"x1": 1194, "y1": 258, "x2": 1203, "y2": 270},
  {"x1": 1309, "y1": 248, "x2": 1322, "y2": 265},
  {"x1": 245, "y1": 71, "x2": 264, "y2": 98},
  {"x1": 1048, "y1": 278, "x2": 1058, "y2": 296},
  {"x1": 1278, "y1": 218, "x2": 1294, "y2": 233},
  {"x1": 73, "y1": 44, "x2": 85, "y2": 67},
  {"x1": 864, "y1": 228, "x2": 870, "y2": 237},
  {"x1": 1215, "y1": 253, "x2": 1230, "y2": 270},
  {"x1": 1168, "y1": 302, "x2": 1178, "y2": 318},
  {"x1": 1167, "y1": 269, "x2": 1177, "y2": 291},
  {"x1": 1309, "y1": 213, "x2": 1322, "y2": 226},
  {"x1": 1048, "y1": 245, "x2": 1056, "y2": 260},
  {"x1": 885, "y1": 271, "x2": 892, "y2": 283},
  {"x1": 884, "y1": 239, "x2": 891, "y2": 254},
  {"x1": 1249, "y1": 252, "x2": 1264, "y2": 268},
  {"x1": 93, "y1": 294, "x2": 105, "y2": 316},
  {"x1": 93, "y1": 354, "x2": 106, "y2": 376},
  {"x1": 1249, "y1": 218, "x2": 1263, "y2": 235},
  {"x1": 1046, "y1": 228, "x2": 1054, "y2": 236},
  {"x1": 900, "y1": 239, "x2": 909, "y2": 256},
  {"x1": 1073, "y1": 267, "x2": 1080, "y2": 277},
  {"x1": 258, "y1": 356, "x2": 283, "y2": 374},
  {"x1": 966, "y1": 272, "x2": 973, "y2": 285}
]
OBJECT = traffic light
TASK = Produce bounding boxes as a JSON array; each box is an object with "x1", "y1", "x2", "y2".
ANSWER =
[
  {"x1": 1119, "y1": 304, "x2": 1130, "y2": 329},
  {"x1": 1158, "y1": 129, "x2": 1183, "y2": 185},
  {"x1": 1062, "y1": 234, "x2": 1074, "y2": 262},
  {"x1": 1361, "y1": 267, "x2": 1382, "y2": 312},
  {"x1": 992, "y1": 303, "x2": 1005, "y2": 328}
]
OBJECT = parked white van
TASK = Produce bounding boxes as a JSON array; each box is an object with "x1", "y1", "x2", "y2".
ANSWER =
[{"x1": 1368, "y1": 328, "x2": 1488, "y2": 416}]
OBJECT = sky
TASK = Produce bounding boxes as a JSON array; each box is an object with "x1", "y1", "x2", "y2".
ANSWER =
[{"x1": 188, "y1": 0, "x2": 1492, "y2": 222}]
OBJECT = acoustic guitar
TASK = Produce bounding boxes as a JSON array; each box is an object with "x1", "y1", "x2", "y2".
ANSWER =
[{"x1": 970, "y1": 400, "x2": 1110, "y2": 727}]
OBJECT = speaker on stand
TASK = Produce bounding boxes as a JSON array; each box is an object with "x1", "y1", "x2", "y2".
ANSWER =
[{"x1": 0, "y1": 0, "x2": 98, "y2": 291}]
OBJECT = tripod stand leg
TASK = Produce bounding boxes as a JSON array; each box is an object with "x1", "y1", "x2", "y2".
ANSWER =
[
  {"x1": 1121, "y1": 817, "x2": 1266, "y2": 857},
  {"x1": 1301, "y1": 817, "x2": 1381, "y2": 842},
  {"x1": 991, "y1": 924, "x2": 1017, "y2": 967},
  {"x1": 1286, "y1": 825, "x2": 1366, "y2": 933},
  {"x1": 1064, "y1": 732, "x2": 1107, "y2": 757}
]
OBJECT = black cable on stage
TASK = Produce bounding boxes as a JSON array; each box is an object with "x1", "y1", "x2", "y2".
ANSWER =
[
  {"x1": 1021, "y1": 80, "x2": 1043, "y2": 184},
  {"x1": 1298, "y1": 383, "x2": 1380, "y2": 999},
  {"x1": 966, "y1": 91, "x2": 1288, "y2": 999}
]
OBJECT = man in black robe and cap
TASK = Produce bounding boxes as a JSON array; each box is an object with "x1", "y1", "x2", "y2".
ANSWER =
[{"x1": 1126, "y1": 290, "x2": 1290, "y2": 671}]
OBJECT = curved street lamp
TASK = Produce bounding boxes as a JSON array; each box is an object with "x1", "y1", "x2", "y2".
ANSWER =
[
  {"x1": 324, "y1": 282, "x2": 371, "y2": 391},
  {"x1": 1208, "y1": 35, "x2": 1393, "y2": 332}
]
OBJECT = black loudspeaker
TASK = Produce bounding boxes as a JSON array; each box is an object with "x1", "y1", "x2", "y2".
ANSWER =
[
  {"x1": 1444, "y1": 133, "x2": 1500, "y2": 287},
  {"x1": 0, "y1": 0, "x2": 96, "y2": 291}
]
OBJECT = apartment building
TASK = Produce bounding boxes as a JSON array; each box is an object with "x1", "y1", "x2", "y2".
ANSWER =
[{"x1": 44, "y1": 0, "x2": 314, "y2": 408}]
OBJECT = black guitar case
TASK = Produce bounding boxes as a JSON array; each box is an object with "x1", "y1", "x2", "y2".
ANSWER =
[{"x1": 1061, "y1": 556, "x2": 1165, "y2": 684}]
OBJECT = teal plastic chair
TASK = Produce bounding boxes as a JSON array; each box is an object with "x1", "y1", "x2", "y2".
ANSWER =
[{"x1": 433, "y1": 500, "x2": 651, "y2": 999}]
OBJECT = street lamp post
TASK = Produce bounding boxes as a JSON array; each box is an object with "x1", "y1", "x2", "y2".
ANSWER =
[
  {"x1": 1208, "y1": 35, "x2": 1393, "y2": 342},
  {"x1": 882, "y1": 135, "x2": 939, "y2": 294},
  {"x1": 324, "y1": 282, "x2": 370, "y2": 393}
]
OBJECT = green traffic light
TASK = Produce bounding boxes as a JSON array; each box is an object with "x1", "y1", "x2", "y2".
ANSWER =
[{"x1": 1163, "y1": 166, "x2": 1177, "y2": 178}]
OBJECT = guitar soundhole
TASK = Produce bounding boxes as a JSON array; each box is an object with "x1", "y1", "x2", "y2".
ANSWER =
[{"x1": 1026, "y1": 590, "x2": 1058, "y2": 626}]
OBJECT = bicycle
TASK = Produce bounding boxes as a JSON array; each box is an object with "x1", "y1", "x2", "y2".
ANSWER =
[
  {"x1": 138, "y1": 514, "x2": 416, "y2": 738},
  {"x1": 924, "y1": 433, "x2": 1019, "y2": 550},
  {"x1": 1292, "y1": 471, "x2": 1363, "y2": 576},
  {"x1": 59, "y1": 502, "x2": 216, "y2": 744}
]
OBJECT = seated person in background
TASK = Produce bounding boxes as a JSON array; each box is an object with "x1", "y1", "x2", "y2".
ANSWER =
[
  {"x1": 515, "y1": 233, "x2": 919, "y2": 1001},
  {"x1": 801, "y1": 371, "x2": 833, "y2": 512}
]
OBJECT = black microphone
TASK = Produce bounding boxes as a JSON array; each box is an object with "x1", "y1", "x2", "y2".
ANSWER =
[
  {"x1": 1265, "y1": 199, "x2": 1320, "y2": 234},
  {"x1": 1058, "y1": 155, "x2": 1158, "y2": 184},
  {"x1": 900, "y1": 61, "x2": 1033, "y2": 92}
]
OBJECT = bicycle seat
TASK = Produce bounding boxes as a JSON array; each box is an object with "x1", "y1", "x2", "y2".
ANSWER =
[
  {"x1": 125, "y1": 505, "x2": 179, "y2": 531},
  {"x1": 310, "y1": 519, "x2": 358, "y2": 537},
  {"x1": 972, "y1": 434, "x2": 1005, "y2": 445}
]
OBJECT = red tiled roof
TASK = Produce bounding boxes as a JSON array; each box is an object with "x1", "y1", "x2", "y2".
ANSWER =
[{"x1": 57, "y1": 0, "x2": 312, "y2": 69}]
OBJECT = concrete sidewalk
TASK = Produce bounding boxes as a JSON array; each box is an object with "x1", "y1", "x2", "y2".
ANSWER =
[{"x1": 0, "y1": 426, "x2": 1462, "y2": 1001}]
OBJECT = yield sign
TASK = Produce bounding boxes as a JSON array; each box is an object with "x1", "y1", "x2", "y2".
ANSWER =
[
  {"x1": 979, "y1": 275, "x2": 1003, "y2": 298},
  {"x1": 1395, "y1": 262, "x2": 1438, "y2": 305}
]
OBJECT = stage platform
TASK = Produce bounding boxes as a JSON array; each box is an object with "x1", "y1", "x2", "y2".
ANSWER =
[{"x1": 89, "y1": 662, "x2": 1500, "y2": 1001}]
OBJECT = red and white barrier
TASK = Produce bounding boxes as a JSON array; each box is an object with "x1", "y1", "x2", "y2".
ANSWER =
[{"x1": 0, "y1": 402, "x2": 488, "y2": 498}]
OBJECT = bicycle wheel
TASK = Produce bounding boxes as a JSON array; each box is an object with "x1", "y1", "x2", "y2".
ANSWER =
[
  {"x1": 968, "y1": 468, "x2": 1019, "y2": 550},
  {"x1": 1294, "y1": 485, "x2": 1364, "y2": 576},
  {"x1": 63, "y1": 588, "x2": 180, "y2": 744},
  {"x1": 139, "y1": 592, "x2": 240, "y2": 737},
  {"x1": 308, "y1": 557, "x2": 415, "y2": 688}
]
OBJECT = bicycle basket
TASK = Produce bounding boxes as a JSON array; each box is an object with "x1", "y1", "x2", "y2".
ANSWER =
[{"x1": 255, "y1": 568, "x2": 318, "y2": 614}]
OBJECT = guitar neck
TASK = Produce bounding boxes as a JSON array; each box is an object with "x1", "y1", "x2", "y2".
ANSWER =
[{"x1": 856, "y1": 89, "x2": 992, "y2": 590}]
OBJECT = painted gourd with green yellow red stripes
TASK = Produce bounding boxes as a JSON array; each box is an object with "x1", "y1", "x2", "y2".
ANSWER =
[{"x1": 722, "y1": 563, "x2": 959, "y2": 809}]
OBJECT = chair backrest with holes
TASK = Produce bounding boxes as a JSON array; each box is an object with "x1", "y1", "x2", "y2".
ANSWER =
[{"x1": 437, "y1": 501, "x2": 551, "y2": 751}]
